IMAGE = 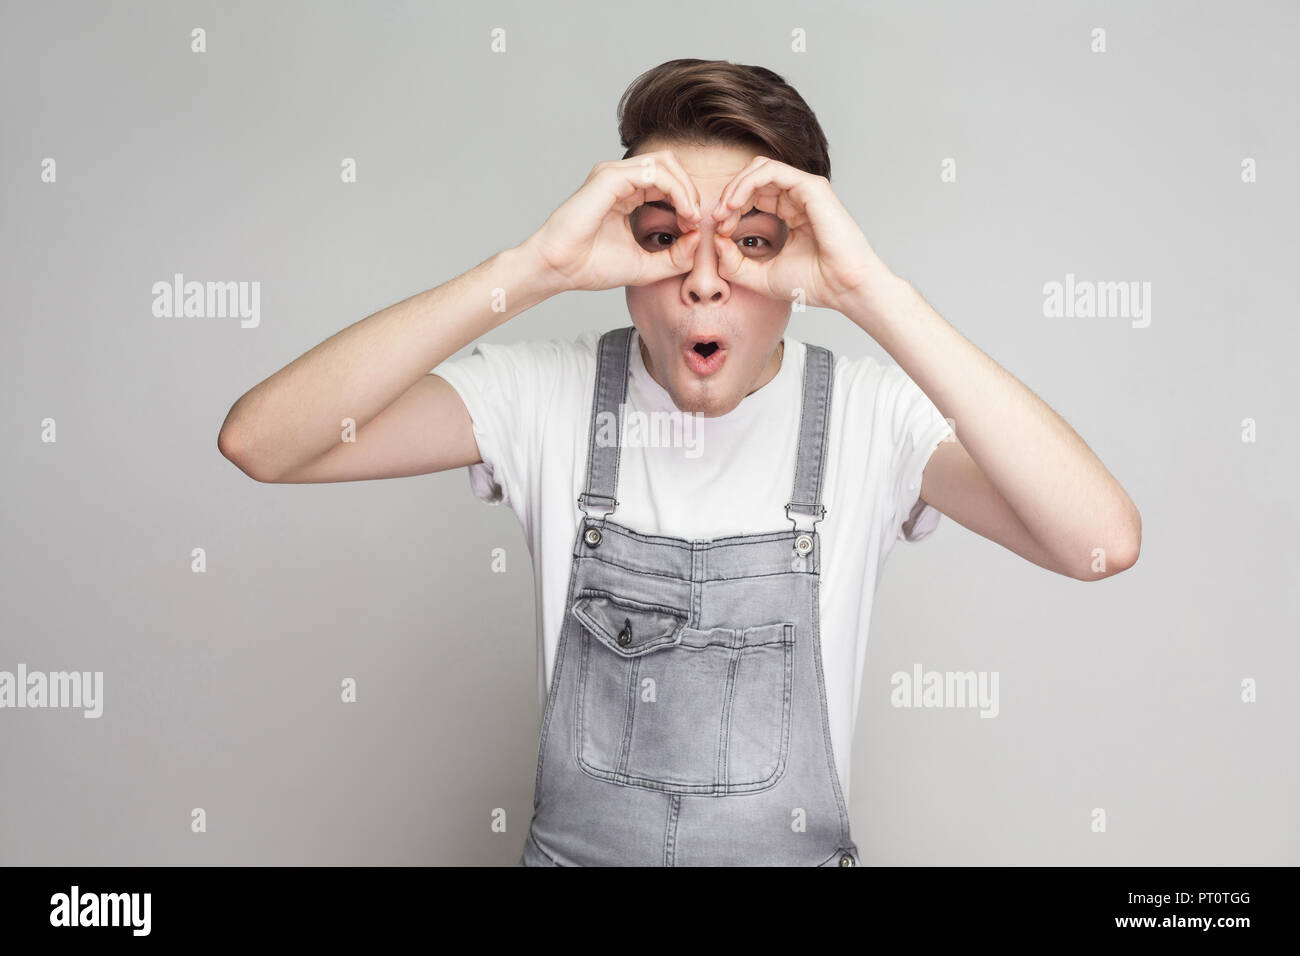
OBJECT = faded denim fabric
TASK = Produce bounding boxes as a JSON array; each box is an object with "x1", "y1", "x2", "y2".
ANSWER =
[{"x1": 519, "y1": 326, "x2": 860, "y2": 867}]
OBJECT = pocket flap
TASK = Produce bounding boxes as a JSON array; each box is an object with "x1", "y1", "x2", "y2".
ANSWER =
[{"x1": 572, "y1": 593, "x2": 686, "y2": 657}]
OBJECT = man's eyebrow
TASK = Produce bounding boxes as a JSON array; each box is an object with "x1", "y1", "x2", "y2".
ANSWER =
[{"x1": 640, "y1": 199, "x2": 775, "y2": 220}]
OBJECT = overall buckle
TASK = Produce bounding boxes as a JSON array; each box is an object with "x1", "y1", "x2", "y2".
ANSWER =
[
  {"x1": 785, "y1": 501, "x2": 826, "y2": 534},
  {"x1": 577, "y1": 492, "x2": 618, "y2": 518}
]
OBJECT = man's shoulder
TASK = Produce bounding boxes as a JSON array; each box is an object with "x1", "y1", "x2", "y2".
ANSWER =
[
  {"x1": 465, "y1": 328, "x2": 604, "y2": 369},
  {"x1": 827, "y1": 348, "x2": 927, "y2": 434},
  {"x1": 489, "y1": 326, "x2": 606, "y2": 352},
  {"x1": 831, "y1": 347, "x2": 929, "y2": 397},
  {"x1": 828, "y1": 346, "x2": 889, "y2": 395}
]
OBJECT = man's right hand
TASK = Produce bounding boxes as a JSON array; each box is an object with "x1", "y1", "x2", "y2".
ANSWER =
[
  {"x1": 518, "y1": 150, "x2": 705, "y2": 293},
  {"x1": 220, "y1": 152, "x2": 706, "y2": 485}
]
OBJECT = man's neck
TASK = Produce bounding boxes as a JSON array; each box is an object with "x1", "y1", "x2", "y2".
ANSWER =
[{"x1": 746, "y1": 339, "x2": 785, "y2": 397}]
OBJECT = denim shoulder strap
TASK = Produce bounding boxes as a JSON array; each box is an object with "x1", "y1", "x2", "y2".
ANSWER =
[{"x1": 576, "y1": 326, "x2": 634, "y2": 521}]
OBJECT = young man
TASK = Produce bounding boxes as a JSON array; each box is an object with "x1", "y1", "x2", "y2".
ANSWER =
[{"x1": 218, "y1": 59, "x2": 1141, "y2": 867}]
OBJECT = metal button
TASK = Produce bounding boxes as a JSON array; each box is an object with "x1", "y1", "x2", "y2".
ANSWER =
[
  {"x1": 617, "y1": 619, "x2": 632, "y2": 646},
  {"x1": 794, "y1": 532, "x2": 814, "y2": 556},
  {"x1": 584, "y1": 528, "x2": 602, "y2": 547},
  {"x1": 839, "y1": 853, "x2": 856, "y2": 867}
]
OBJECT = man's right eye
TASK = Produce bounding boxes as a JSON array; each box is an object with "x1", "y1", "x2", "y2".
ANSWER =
[{"x1": 642, "y1": 232, "x2": 677, "y2": 249}]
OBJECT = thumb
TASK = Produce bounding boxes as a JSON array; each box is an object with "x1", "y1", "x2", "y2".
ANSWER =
[
  {"x1": 669, "y1": 229, "x2": 702, "y2": 274},
  {"x1": 639, "y1": 229, "x2": 701, "y2": 283},
  {"x1": 713, "y1": 232, "x2": 761, "y2": 291}
]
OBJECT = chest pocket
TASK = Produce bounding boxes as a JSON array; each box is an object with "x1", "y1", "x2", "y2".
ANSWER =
[{"x1": 571, "y1": 590, "x2": 795, "y2": 795}]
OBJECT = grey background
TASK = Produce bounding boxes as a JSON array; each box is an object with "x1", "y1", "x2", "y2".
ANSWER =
[{"x1": 2, "y1": 0, "x2": 1296, "y2": 865}]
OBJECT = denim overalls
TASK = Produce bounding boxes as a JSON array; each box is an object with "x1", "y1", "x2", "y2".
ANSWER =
[{"x1": 519, "y1": 325, "x2": 860, "y2": 866}]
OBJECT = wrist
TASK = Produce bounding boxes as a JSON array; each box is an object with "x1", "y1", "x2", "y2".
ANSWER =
[
  {"x1": 504, "y1": 237, "x2": 571, "y2": 303},
  {"x1": 839, "y1": 270, "x2": 913, "y2": 333}
]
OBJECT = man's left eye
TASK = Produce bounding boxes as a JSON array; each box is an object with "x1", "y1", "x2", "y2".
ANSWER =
[{"x1": 737, "y1": 236, "x2": 770, "y2": 250}]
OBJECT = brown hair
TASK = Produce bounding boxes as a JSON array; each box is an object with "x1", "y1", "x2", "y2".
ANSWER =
[{"x1": 617, "y1": 58, "x2": 831, "y2": 181}]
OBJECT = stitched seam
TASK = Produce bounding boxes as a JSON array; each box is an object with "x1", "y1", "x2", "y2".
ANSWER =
[
  {"x1": 573, "y1": 587, "x2": 689, "y2": 619},
  {"x1": 809, "y1": 346, "x2": 832, "y2": 508},
  {"x1": 528, "y1": 830, "x2": 564, "y2": 866},
  {"x1": 610, "y1": 327, "x2": 632, "y2": 512},
  {"x1": 533, "y1": 524, "x2": 588, "y2": 805},
  {"x1": 573, "y1": 607, "x2": 680, "y2": 656},
  {"x1": 594, "y1": 520, "x2": 804, "y2": 550},
  {"x1": 574, "y1": 624, "x2": 591, "y2": 790},
  {"x1": 816, "y1": 846, "x2": 853, "y2": 867},
  {"x1": 793, "y1": 342, "x2": 814, "y2": 508},
  {"x1": 717, "y1": 627, "x2": 741, "y2": 792},
  {"x1": 577, "y1": 553, "x2": 816, "y2": 584},
  {"x1": 663, "y1": 794, "x2": 680, "y2": 867},
  {"x1": 815, "y1": 345, "x2": 831, "y2": 506},
  {"x1": 778, "y1": 626, "x2": 794, "y2": 785},
  {"x1": 808, "y1": 569, "x2": 853, "y2": 844},
  {"x1": 580, "y1": 332, "x2": 610, "y2": 517},
  {"x1": 573, "y1": 761, "x2": 784, "y2": 795},
  {"x1": 617, "y1": 655, "x2": 639, "y2": 778}
]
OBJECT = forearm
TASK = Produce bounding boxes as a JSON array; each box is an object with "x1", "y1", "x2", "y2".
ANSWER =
[
  {"x1": 218, "y1": 243, "x2": 561, "y2": 480},
  {"x1": 844, "y1": 275, "x2": 1141, "y2": 568}
]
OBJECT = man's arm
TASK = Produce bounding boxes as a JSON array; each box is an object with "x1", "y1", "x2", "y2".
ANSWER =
[
  {"x1": 705, "y1": 157, "x2": 1140, "y2": 581},
  {"x1": 217, "y1": 150, "x2": 703, "y2": 485},
  {"x1": 242, "y1": 372, "x2": 481, "y2": 484},
  {"x1": 216, "y1": 246, "x2": 560, "y2": 483},
  {"x1": 849, "y1": 277, "x2": 1142, "y2": 581}
]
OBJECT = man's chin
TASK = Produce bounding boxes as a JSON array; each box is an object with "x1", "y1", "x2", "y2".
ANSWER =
[{"x1": 664, "y1": 381, "x2": 739, "y2": 419}]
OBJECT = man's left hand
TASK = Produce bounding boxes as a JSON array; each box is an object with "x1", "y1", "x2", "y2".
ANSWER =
[{"x1": 710, "y1": 156, "x2": 896, "y2": 317}]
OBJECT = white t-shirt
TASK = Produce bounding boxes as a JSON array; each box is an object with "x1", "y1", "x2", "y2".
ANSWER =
[{"x1": 431, "y1": 327, "x2": 953, "y2": 806}]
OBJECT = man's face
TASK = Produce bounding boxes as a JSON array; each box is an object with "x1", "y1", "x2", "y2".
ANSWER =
[{"x1": 625, "y1": 138, "x2": 791, "y2": 418}]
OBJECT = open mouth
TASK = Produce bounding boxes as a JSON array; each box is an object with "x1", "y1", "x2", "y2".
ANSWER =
[{"x1": 682, "y1": 337, "x2": 728, "y2": 376}]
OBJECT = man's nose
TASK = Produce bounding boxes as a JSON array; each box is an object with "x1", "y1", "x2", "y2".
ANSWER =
[{"x1": 682, "y1": 209, "x2": 728, "y2": 303}]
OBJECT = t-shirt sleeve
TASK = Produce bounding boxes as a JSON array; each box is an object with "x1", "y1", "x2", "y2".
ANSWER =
[
  {"x1": 428, "y1": 337, "x2": 564, "y2": 512},
  {"x1": 880, "y1": 363, "x2": 954, "y2": 543}
]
